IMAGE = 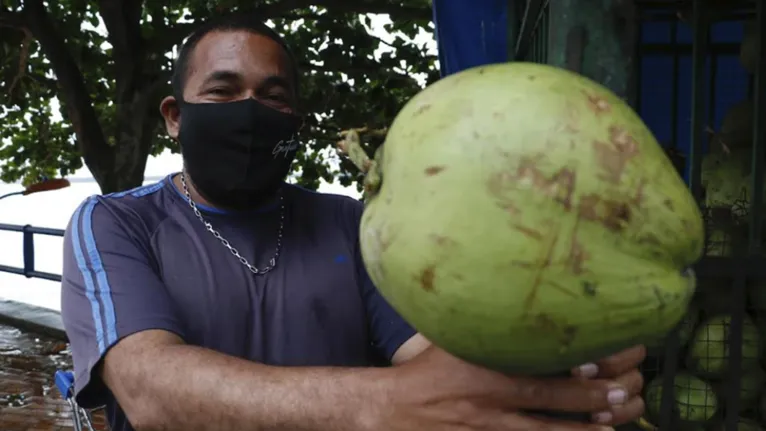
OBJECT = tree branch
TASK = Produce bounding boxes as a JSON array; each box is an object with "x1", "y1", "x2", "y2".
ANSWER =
[
  {"x1": 22, "y1": 0, "x2": 114, "y2": 181},
  {"x1": 98, "y1": 0, "x2": 146, "y2": 101},
  {"x1": 8, "y1": 27, "x2": 32, "y2": 96}
]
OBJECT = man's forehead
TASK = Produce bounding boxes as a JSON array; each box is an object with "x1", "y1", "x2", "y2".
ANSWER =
[{"x1": 187, "y1": 29, "x2": 289, "y2": 81}]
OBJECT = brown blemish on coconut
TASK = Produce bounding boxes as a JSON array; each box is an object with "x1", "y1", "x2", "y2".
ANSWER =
[
  {"x1": 582, "y1": 281, "x2": 597, "y2": 296},
  {"x1": 664, "y1": 199, "x2": 674, "y2": 211},
  {"x1": 652, "y1": 286, "x2": 666, "y2": 310},
  {"x1": 419, "y1": 266, "x2": 436, "y2": 292},
  {"x1": 533, "y1": 314, "x2": 577, "y2": 348},
  {"x1": 578, "y1": 194, "x2": 632, "y2": 232},
  {"x1": 523, "y1": 232, "x2": 558, "y2": 310},
  {"x1": 563, "y1": 100, "x2": 582, "y2": 134},
  {"x1": 514, "y1": 225, "x2": 544, "y2": 240},
  {"x1": 430, "y1": 234, "x2": 456, "y2": 248},
  {"x1": 534, "y1": 313, "x2": 557, "y2": 331},
  {"x1": 638, "y1": 234, "x2": 662, "y2": 246},
  {"x1": 544, "y1": 280, "x2": 578, "y2": 298},
  {"x1": 632, "y1": 180, "x2": 646, "y2": 207},
  {"x1": 562, "y1": 325, "x2": 577, "y2": 347},
  {"x1": 425, "y1": 165, "x2": 446, "y2": 176},
  {"x1": 414, "y1": 104, "x2": 431, "y2": 116},
  {"x1": 567, "y1": 237, "x2": 590, "y2": 274},
  {"x1": 583, "y1": 91, "x2": 611, "y2": 114},
  {"x1": 495, "y1": 158, "x2": 576, "y2": 209},
  {"x1": 593, "y1": 126, "x2": 640, "y2": 183},
  {"x1": 374, "y1": 224, "x2": 398, "y2": 253}
]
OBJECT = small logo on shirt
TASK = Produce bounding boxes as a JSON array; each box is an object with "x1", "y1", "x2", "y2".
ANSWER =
[
  {"x1": 334, "y1": 254, "x2": 348, "y2": 264},
  {"x1": 272, "y1": 136, "x2": 299, "y2": 158}
]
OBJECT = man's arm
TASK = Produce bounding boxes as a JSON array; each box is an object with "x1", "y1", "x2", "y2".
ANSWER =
[{"x1": 102, "y1": 329, "x2": 391, "y2": 431}]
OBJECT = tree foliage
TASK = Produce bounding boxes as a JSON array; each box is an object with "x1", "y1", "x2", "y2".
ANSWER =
[{"x1": 0, "y1": 0, "x2": 438, "y2": 193}]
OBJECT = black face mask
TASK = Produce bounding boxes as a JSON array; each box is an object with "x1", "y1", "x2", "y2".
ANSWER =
[{"x1": 178, "y1": 98, "x2": 302, "y2": 209}]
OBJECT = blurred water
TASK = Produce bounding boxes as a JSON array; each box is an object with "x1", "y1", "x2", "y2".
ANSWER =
[{"x1": 0, "y1": 181, "x2": 114, "y2": 311}]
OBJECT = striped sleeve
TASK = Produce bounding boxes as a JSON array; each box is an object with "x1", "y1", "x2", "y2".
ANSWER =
[{"x1": 60, "y1": 196, "x2": 186, "y2": 408}]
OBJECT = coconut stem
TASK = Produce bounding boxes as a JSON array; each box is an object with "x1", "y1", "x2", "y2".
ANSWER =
[
  {"x1": 336, "y1": 127, "x2": 388, "y2": 200},
  {"x1": 634, "y1": 417, "x2": 657, "y2": 431},
  {"x1": 337, "y1": 128, "x2": 371, "y2": 173}
]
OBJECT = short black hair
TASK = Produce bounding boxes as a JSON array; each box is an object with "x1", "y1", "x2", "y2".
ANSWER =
[{"x1": 171, "y1": 13, "x2": 300, "y2": 101}]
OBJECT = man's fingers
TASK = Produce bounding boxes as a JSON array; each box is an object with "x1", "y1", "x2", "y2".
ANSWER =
[
  {"x1": 592, "y1": 396, "x2": 645, "y2": 426},
  {"x1": 596, "y1": 345, "x2": 646, "y2": 377},
  {"x1": 571, "y1": 345, "x2": 646, "y2": 379},
  {"x1": 502, "y1": 412, "x2": 614, "y2": 431},
  {"x1": 505, "y1": 377, "x2": 629, "y2": 413},
  {"x1": 614, "y1": 369, "x2": 643, "y2": 397}
]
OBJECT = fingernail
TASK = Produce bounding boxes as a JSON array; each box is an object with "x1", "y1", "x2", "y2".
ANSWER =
[
  {"x1": 607, "y1": 386, "x2": 628, "y2": 405},
  {"x1": 593, "y1": 411, "x2": 613, "y2": 423},
  {"x1": 577, "y1": 363, "x2": 599, "y2": 378}
]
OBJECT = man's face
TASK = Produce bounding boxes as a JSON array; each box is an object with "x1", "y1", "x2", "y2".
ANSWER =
[{"x1": 161, "y1": 29, "x2": 297, "y2": 139}]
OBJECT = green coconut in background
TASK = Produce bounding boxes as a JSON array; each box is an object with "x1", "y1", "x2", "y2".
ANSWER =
[
  {"x1": 644, "y1": 374, "x2": 718, "y2": 424},
  {"x1": 687, "y1": 315, "x2": 762, "y2": 377}
]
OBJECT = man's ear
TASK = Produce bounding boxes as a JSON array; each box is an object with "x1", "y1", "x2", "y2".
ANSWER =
[{"x1": 160, "y1": 96, "x2": 181, "y2": 139}]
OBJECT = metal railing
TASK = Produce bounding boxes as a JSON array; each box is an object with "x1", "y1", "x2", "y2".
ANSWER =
[{"x1": 0, "y1": 223, "x2": 64, "y2": 282}]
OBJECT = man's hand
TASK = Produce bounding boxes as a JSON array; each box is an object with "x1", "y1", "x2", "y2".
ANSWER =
[
  {"x1": 368, "y1": 345, "x2": 646, "y2": 431},
  {"x1": 570, "y1": 345, "x2": 647, "y2": 426}
]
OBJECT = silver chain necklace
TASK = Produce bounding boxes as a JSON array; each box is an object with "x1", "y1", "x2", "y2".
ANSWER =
[{"x1": 180, "y1": 172, "x2": 285, "y2": 275}]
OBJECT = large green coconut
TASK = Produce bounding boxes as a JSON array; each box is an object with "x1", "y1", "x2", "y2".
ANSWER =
[
  {"x1": 343, "y1": 62, "x2": 704, "y2": 374},
  {"x1": 644, "y1": 374, "x2": 718, "y2": 424},
  {"x1": 687, "y1": 315, "x2": 762, "y2": 377}
]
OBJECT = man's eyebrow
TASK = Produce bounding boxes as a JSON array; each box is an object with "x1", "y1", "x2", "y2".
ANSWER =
[
  {"x1": 202, "y1": 70, "x2": 242, "y2": 86},
  {"x1": 260, "y1": 75, "x2": 292, "y2": 91}
]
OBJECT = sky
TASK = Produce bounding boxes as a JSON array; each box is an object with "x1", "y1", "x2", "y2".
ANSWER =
[{"x1": 0, "y1": 13, "x2": 437, "y2": 311}]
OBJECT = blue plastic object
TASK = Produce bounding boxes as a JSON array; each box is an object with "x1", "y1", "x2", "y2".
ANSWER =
[
  {"x1": 55, "y1": 370, "x2": 76, "y2": 400},
  {"x1": 432, "y1": 0, "x2": 509, "y2": 77}
]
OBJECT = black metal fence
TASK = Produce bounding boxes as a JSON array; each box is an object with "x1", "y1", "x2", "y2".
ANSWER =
[
  {"x1": 514, "y1": 0, "x2": 765, "y2": 430},
  {"x1": 0, "y1": 223, "x2": 64, "y2": 282}
]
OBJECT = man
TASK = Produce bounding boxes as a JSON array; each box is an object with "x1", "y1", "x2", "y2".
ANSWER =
[{"x1": 61, "y1": 13, "x2": 646, "y2": 431}]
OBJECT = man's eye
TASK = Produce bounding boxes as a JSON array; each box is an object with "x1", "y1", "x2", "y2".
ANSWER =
[
  {"x1": 210, "y1": 88, "x2": 231, "y2": 95},
  {"x1": 267, "y1": 94, "x2": 286, "y2": 101}
]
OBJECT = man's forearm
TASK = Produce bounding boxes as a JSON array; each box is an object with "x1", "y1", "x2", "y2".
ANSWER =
[{"x1": 111, "y1": 343, "x2": 392, "y2": 431}]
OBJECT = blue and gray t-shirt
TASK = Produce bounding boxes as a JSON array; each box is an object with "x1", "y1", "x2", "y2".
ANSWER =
[{"x1": 60, "y1": 174, "x2": 416, "y2": 431}]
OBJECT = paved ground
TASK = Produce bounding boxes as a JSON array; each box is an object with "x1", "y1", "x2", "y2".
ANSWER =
[{"x1": 0, "y1": 324, "x2": 107, "y2": 431}]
